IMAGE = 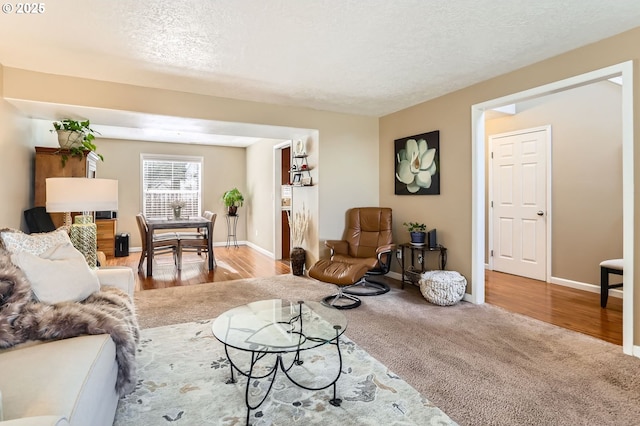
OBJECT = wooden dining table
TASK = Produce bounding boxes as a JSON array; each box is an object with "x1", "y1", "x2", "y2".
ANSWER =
[{"x1": 145, "y1": 216, "x2": 214, "y2": 276}]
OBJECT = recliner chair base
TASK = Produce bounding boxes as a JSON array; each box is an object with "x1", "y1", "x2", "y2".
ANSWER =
[
  {"x1": 322, "y1": 288, "x2": 362, "y2": 309},
  {"x1": 343, "y1": 275, "x2": 390, "y2": 296}
]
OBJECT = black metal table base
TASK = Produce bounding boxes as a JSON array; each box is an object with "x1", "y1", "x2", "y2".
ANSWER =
[{"x1": 222, "y1": 303, "x2": 344, "y2": 425}]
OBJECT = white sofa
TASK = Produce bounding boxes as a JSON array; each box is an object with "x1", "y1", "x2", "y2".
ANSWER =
[{"x1": 0, "y1": 267, "x2": 135, "y2": 426}]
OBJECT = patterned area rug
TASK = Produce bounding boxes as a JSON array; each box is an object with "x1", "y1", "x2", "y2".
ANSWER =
[{"x1": 114, "y1": 319, "x2": 456, "y2": 425}]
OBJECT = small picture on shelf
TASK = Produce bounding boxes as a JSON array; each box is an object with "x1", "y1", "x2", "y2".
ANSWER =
[
  {"x1": 301, "y1": 176, "x2": 312, "y2": 186},
  {"x1": 292, "y1": 173, "x2": 302, "y2": 185},
  {"x1": 294, "y1": 139, "x2": 306, "y2": 156}
]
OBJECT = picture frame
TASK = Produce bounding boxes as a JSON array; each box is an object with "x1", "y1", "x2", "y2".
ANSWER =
[
  {"x1": 292, "y1": 173, "x2": 302, "y2": 185},
  {"x1": 301, "y1": 176, "x2": 312, "y2": 186},
  {"x1": 394, "y1": 130, "x2": 440, "y2": 195},
  {"x1": 293, "y1": 139, "x2": 306, "y2": 156}
]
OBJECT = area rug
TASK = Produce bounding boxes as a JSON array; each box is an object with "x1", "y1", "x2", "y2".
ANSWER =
[
  {"x1": 133, "y1": 274, "x2": 640, "y2": 425},
  {"x1": 114, "y1": 319, "x2": 456, "y2": 425}
]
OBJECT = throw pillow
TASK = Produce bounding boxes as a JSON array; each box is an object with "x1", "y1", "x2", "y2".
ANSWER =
[
  {"x1": 0, "y1": 228, "x2": 70, "y2": 256},
  {"x1": 10, "y1": 242, "x2": 100, "y2": 304}
]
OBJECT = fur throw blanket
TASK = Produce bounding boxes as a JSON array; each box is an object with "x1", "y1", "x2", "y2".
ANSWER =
[{"x1": 0, "y1": 250, "x2": 139, "y2": 396}]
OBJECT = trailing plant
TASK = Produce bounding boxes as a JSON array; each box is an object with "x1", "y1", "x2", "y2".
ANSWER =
[
  {"x1": 51, "y1": 119, "x2": 103, "y2": 166},
  {"x1": 403, "y1": 221, "x2": 426, "y2": 232}
]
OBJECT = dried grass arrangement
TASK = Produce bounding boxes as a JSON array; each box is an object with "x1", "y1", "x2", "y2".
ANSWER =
[{"x1": 287, "y1": 205, "x2": 310, "y2": 248}]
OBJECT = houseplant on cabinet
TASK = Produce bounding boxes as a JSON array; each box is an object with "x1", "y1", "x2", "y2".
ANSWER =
[
  {"x1": 403, "y1": 221, "x2": 427, "y2": 245},
  {"x1": 51, "y1": 119, "x2": 103, "y2": 166},
  {"x1": 222, "y1": 188, "x2": 244, "y2": 216}
]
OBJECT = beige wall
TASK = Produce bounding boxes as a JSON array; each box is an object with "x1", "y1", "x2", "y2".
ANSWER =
[
  {"x1": 2, "y1": 67, "x2": 379, "y2": 266},
  {"x1": 485, "y1": 81, "x2": 623, "y2": 286},
  {"x1": 0, "y1": 64, "x2": 34, "y2": 230},
  {"x1": 380, "y1": 26, "x2": 640, "y2": 345},
  {"x1": 94, "y1": 139, "x2": 246, "y2": 248},
  {"x1": 246, "y1": 139, "x2": 280, "y2": 254}
]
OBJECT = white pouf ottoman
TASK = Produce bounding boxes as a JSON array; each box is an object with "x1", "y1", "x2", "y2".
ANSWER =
[{"x1": 419, "y1": 270, "x2": 466, "y2": 306}]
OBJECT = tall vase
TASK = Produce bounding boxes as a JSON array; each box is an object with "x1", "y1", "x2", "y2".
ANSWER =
[
  {"x1": 290, "y1": 247, "x2": 306, "y2": 276},
  {"x1": 173, "y1": 207, "x2": 182, "y2": 219}
]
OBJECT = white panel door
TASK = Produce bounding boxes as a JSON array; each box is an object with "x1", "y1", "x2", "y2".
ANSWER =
[{"x1": 491, "y1": 129, "x2": 548, "y2": 281}]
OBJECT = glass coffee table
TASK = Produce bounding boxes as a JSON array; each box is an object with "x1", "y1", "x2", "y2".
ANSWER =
[{"x1": 212, "y1": 299, "x2": 347, "y2": 425}]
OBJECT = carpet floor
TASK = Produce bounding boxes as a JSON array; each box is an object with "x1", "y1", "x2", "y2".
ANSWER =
[{"x1": 133, "y1": 274, "x2": 640, "y2": 425}]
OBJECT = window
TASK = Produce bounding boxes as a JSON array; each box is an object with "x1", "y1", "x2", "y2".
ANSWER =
[{"x1": 141, "y1": 154, "x2": 203, "y2": 218}]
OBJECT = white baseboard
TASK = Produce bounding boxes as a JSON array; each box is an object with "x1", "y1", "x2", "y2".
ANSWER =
[
  {"x1": 244, "y1": 241, "x2": 274, "y2": 258},
  {"x1": 484, "y1": 264, "x2": 623, "y2": 300},
  {"x1": 388, "y1": 271, "x2": 402, "y2": 281},
  {"x1": 549, "y1": 276, "x2": 623, "y2": 299},
  {"x1": 633, "y1": 345, "x2": 640, "y2": 359}
]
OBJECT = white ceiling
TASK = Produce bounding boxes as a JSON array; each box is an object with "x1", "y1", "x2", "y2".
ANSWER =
[{"x1": 1, "y1": 1, "x2": 639, "y2": 144}]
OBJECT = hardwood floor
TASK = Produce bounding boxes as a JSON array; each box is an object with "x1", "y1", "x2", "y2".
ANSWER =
[
  {"x1": 105, "y1": 246, "x2": 290, "y2": 290},
  {"x1": 485, "y1": 270, "x2": 622, "y2": 346},
  {"x1": 105, "y1": 247, "x2": 622, "y2": 345}
]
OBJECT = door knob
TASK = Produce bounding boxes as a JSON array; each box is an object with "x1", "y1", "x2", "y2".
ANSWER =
[{"x1": 537, "y1": 210, "x2": 544, "y2": 216}]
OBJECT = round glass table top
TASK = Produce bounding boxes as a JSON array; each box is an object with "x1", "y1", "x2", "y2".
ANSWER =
[{"x1": 212, "y1": 299, "x2": 347, "y2": 353}]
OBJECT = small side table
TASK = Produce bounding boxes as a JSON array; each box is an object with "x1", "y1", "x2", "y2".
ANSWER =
[
  {"x1": 400, "y1": 243, "x2": 447, "y2": 289},
  {"x1": 225, "y1": 214, "x2": 239, "y2": 248}
]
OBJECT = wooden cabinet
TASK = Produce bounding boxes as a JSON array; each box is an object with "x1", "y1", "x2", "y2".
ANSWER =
[
  {"x1": 34, "y1": 147, "x2": 100, "y2": 228},
  {"x1": 96, "y1": 219, "x2": 116, "y2": 257}
]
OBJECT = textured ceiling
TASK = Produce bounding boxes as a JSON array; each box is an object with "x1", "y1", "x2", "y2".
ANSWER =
[{"x1": 1, "y1": 1, "x2": 639, "y2": 118}]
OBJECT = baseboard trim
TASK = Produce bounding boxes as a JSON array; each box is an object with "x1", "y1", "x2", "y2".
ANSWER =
[
  {"x1": 244, "y1": 241, "x2": 274, "y2": 258},
  {"x1": 633, "y1": 345, "x2": 640, "y2": 359},
  {"x1": 550, "y1": 276, "x2": 623, "y2": 299},
  {"x1": 388, "y1": 271, "x2": 402, "y2": 281}
]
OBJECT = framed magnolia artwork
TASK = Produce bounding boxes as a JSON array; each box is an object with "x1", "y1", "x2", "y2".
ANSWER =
[{"x1": 394, "y1": 130, "x2": 440, "y2": 195}]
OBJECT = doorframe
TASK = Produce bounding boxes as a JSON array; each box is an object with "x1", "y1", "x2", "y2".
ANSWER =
[
  {"x1": 471, "y1": 61, "x2": 634, "y2": 355},
  {"x1": 273, "y1": 140, "x2": 292, "y2": 259},
  {"x1": 487, "y1": 125, "x2": 552, "y2": 282}
]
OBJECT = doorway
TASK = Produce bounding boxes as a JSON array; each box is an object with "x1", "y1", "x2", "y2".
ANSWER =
[
  {"x1": 489, "y1": 127, "x2": 550, "y2": 281},
  {"x1": 273, "y1": 141, "x2": 292, "y2": 260},
  {"x1": 471, "y1": 61, "x2": 634, "y2": 355},
  {"x1": 281, "y1": 145, "x2": 291, "y2": 260}
]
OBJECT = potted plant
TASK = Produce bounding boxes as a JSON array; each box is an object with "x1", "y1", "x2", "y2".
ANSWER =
[
  {"x1": 51, "y1": 119, "x2": 103, "y2": 166},
  {"x1": 222, "y1": 188, "x2": 244, "y2": 216},
  {"x1": 403, "y1": 221, "x2": 427, "y2": 245}
]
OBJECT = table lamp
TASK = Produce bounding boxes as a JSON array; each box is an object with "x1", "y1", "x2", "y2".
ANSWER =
[{"x1": 45, "y1": 178, "x2": 118, "y2": 268}]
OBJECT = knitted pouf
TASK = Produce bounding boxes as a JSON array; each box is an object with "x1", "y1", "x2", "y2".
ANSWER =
[{"x1": 419, "y1": 270, "x2": 467, "y2": 306}]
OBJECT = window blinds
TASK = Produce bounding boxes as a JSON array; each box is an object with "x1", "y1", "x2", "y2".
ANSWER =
[{"x1": 141, "y1": 155, "x2": 203, "y2": 218}]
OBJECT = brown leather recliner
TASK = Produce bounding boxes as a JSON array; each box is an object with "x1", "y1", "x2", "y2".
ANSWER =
[{"x1": 309, "y1": 207, "x2": 395, "y2": 309}]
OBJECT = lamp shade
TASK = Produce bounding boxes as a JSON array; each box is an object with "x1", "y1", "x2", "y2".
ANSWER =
[{"x1": 46, "y1": 178, "x2": 118, "y2": 212}]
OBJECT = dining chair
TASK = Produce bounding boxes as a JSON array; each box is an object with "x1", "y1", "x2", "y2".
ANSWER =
[
  {"x1": 176, "y1": 211, "x2": 216, "y2": 270},
  {"x1": 135, "y1": 213, "x2": 180, "y2": 272},
  {"x1": 173, "y1": 210, "x2": 210, "y2": 254}
]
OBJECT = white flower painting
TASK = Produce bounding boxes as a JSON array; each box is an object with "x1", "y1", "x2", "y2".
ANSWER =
[{"x1": 395, "y1": 131, "x2": 440, "y2": 195}]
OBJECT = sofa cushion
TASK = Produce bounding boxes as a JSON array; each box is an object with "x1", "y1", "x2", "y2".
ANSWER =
[
  {"x1": 0, "y1": 335, "x2": 118, "y2": 426},
  {"x1": 10, "y1": 242, "x2": 100, "y2": 304},
  {"x1": 0, "y1": 229, "x2": 70, "y2": 257}
]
